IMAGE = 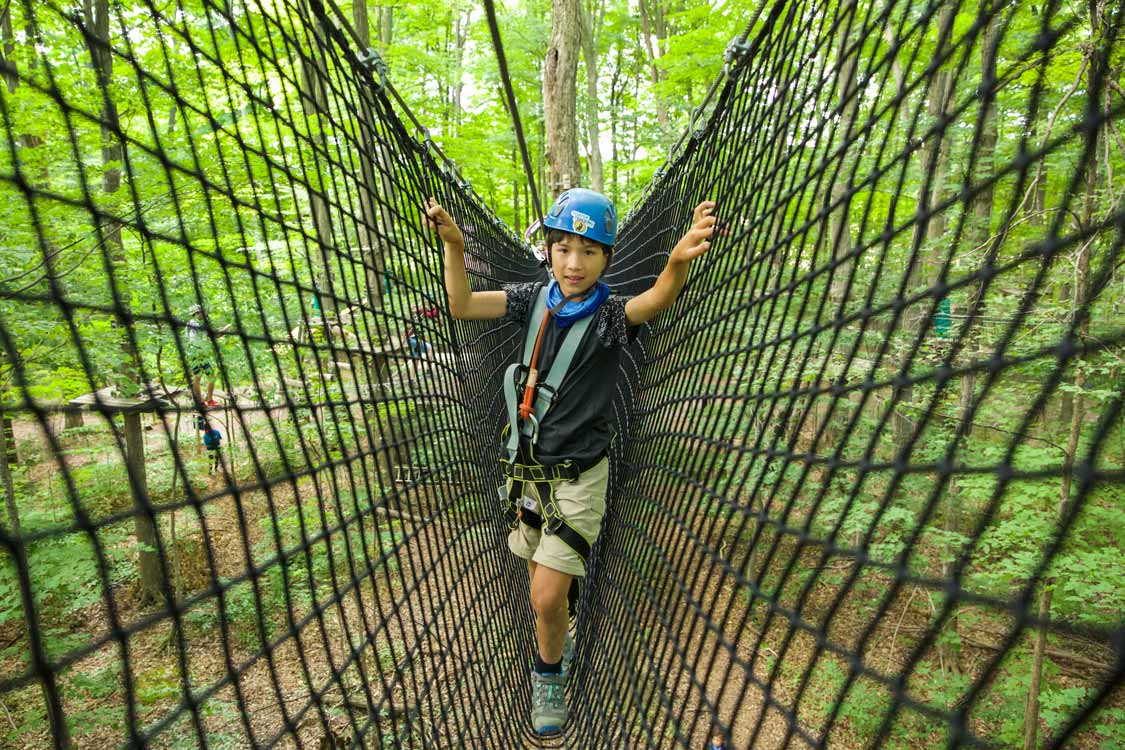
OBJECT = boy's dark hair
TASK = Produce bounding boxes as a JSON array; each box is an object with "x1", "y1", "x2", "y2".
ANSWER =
[{"x1": 545, "y1": 228, "x2": 612, "y2": 256}]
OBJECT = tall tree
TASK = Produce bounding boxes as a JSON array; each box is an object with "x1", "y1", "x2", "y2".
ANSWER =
[
  {"x1": 378, "y1": 3, "x2": 394, "y2": 47},
  {"x1": 940, "y1": 1, "x2": 1001, "y2": 674},
  {"x1": 85, "y1": 0, "x2": 138, "y2": 396},
  {"x1": 544, "y1": 0, "x2": 582, "y2": 195},
  {"x1": 608, "y1": 45, "x2": 623, "y2": 205},
  {"x1": 0, "y1": 3, "x2": 16, "y2": 94},
  {"x1": 826, "y1": 11, "x2": 862, "y2": 305},
  {"x1": 297, "y1": 0, "x2": 337, "y2": 316},
  {"x1": 1022, "y1": 1, "x2": 1113, "y2": 744},
  {"x1": 637, "y1": 0, "x2": 668, "y2": 130},
  {"x1": 579, "y1": 0, "x2": 605, "y2": 192},
  {"x1": 83, "y1": 0, "x2": 163, "y2": 610},
  {"x1": 893, "y1": 4, "x2": 956, "y2": 453},
  {"x1": 352, "y1": 0, "x2": 392, "y2": 312}
]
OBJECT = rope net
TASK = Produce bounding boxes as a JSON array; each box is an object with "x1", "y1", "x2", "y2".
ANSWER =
[{"x1": 0, "y1": 0, "x2": 1121, "y2": 748}]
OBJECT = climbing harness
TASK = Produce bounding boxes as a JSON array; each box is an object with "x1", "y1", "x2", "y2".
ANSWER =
[{"x1": 499, "y1": 284, "x2": 599, "y2": 564}]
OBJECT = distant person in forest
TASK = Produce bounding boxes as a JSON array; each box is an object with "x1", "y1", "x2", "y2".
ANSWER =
[
  {"x1": 405, "y1": 305, "x2": 438, "y2": 357},
  {"x1": 706, "y1": 733, "x2": 729, "y2": 750},
  {"x1": 202, "y1": 424, "x2": 222, "y2": 474},
  {"x1": 424, "y1": 189, "x2": 718, "y2": 735}
]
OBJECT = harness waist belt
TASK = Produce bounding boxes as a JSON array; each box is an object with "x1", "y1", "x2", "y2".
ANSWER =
[{"x1": 500, "y1": 458, "x2": 581, "y2": 483}]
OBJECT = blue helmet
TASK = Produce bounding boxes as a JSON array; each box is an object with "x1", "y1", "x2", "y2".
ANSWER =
[{"x1": 542, "y1": 188, "x2": 617, "y2": 248}]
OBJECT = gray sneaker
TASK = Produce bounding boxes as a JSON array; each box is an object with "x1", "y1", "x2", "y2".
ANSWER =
[
  {"x1": 561, "y1": 632, "x2": 575, "y2": 677},
  {"x1": 531, "y1": 670, "x2": 567, "y2": 735}
]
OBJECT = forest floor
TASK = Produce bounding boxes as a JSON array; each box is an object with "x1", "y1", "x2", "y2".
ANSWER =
[{"x1": 0, "y1": 398, "x2": 1119, "y2": 750}]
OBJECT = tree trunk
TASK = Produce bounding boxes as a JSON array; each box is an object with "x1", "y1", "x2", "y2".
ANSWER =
[
  {"x1": 1, "y1": 416, "x2": 14, "y2": 467},
  {"x1": 452, "y1": 10, "x2": 467, "y2": 136},
  {"x1": 578, "y1": 1, "x2": 604, "y2": 192},
  {"x1": 298, "y1": 1, "x2": 337, "y2": 317},
  {"x1": 513, "y1": 147, "x2": 521, "y2": 234},
  {"x1": 1023, "y1": 1, "x2": 1106, "y2": 742},
  {"x1": 894, "y1": 5, "x2": 955, "y2": 452},
  {"x1": 609, "y1": 47, "x2": 622, "y2": 205},
  {"x1": 1024, "y1": 241, "x2": 1089, "y2": 750},
  {"x1": 378, "y1": 5, "x2": 393, "y2": 47},
  {"x1": 125, "y1": 412, "x2": 163, "y2": 606},
  {"x1": 352, "y1": 0, "x2": 391, "y2": 313},
  {"x1": 0, "y1": 407, "x2": 18, "y2": 537},
  {"x1": 638, "y1": 0, "x2": 668, "y2": 130},
  {"x1": 827, "y1": 12, "x2": 861, "y2": 304},
  {"x1": 2, "y1": 16, "x2": 70, "y2": 744},
  {"x1": 940, "y1": 3, "x2": 999, "y2": 673},
  {"x1": 87, "y1": 0, "x2": 138, "y2": 397},
  {"x1": 0, "y1": 3, "x2": 16, "y2": 93},
  {"x1": 544, "y1": 0, "x2": 582, "y2": 196},
  {"x1": 353, "y1": 0, "x2": 369, "y2": 46},
  {"x1": 441, "y1": 12, "x2": 452, "y2": 134},
  {"x1": 523, "y1": 180, "x2": 530, "y2": 231}
]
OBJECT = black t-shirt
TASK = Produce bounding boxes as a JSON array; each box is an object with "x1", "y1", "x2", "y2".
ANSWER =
[{"x1": 502, "y1": 282, "x2": 636, "y2": 469}]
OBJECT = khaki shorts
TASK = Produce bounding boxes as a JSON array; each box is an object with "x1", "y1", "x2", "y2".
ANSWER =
[{"x1": 506, "y1": 458, "x2": 609, "y2": 578}]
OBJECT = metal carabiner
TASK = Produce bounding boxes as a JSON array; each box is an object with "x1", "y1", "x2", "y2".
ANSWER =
[{"x1": 521, "y1": 412, "x2": 540, "y2": 444}]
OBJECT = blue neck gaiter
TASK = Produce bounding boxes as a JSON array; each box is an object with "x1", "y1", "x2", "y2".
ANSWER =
[{"x1": 546, "y1": 279, "x2": 611, "y2": 328}]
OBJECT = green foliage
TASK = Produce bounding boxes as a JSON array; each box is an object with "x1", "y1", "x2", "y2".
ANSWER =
[
  {"x1": 0, "y1": 459, "x2": 135, "y2": 638},
  {"x1": 0, "y1": 0, "x2": 1120, "y2": 747}
]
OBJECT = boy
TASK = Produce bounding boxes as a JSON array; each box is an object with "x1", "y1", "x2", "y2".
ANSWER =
[
  {"x1": 707, "y1": 733, "x2": 729, "y2": 749},
  {"x1": 425, "y1": 189, "x2": 717, "y2": 735},
  {"x1": 405, "y1": 305, "x2": 438, "y2": 357},
  {"x1": 202, "y1": 423, "x2": 223, "y2": 474}
]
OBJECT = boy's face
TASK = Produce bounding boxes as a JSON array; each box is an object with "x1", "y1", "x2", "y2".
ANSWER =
[{"x1": 549, "y1": 232, "x2": 609, "y2": 298}]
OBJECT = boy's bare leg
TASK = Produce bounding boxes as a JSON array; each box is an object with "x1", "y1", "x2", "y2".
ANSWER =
[{"x1": 530, "y1": 564, "x2": 572, "y2": 665}]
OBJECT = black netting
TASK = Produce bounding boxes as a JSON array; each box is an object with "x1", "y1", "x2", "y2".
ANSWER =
[{"x1": 0, "y1": 0, "x2": 1122, "y2": 748}]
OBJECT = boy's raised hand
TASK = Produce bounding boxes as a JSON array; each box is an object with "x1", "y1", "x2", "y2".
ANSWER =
[
  {"x1": 424, "y1": 197, "x2": 465, "y2": 249},
  {"x1": 670, "y1": 200, "x2": 718, "y2": 264}
]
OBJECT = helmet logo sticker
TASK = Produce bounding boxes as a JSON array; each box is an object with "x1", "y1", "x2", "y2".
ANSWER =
[{"x1": 570, "y1": 210, "x2": 592, "y2": 235}]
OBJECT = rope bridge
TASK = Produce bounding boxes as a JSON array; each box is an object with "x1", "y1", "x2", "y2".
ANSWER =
[{"x1": 0, "y1": 0, "x2": 1122, "y2": 747}]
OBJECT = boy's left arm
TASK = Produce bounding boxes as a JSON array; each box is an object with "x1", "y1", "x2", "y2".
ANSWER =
[{"x1": 625, "y1": 201, "x2": 718, "y2": 327}]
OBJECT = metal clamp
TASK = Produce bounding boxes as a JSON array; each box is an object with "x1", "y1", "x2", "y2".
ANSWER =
[
  {"x1": 358, "y1": 47, "x2": 390, "y2": 90},
  {"x1": 723, "y1": 35, "x2": 752, "y2": 78}
]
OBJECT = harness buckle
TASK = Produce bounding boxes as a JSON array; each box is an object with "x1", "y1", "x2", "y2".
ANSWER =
[
  {"x1": 536, "y1": 382, "x2": 559, "y2": 407},
  {"x1": 521, "y1": 412, "x2": 540, "y2": 443},
  {"x1": 499, "y1": 484, "x2": 520, "y2": 529}
]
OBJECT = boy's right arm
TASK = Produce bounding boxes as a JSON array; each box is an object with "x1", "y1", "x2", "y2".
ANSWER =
[{"x1": 425, "y1": 198, "x2": 507, "y2": 320}]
